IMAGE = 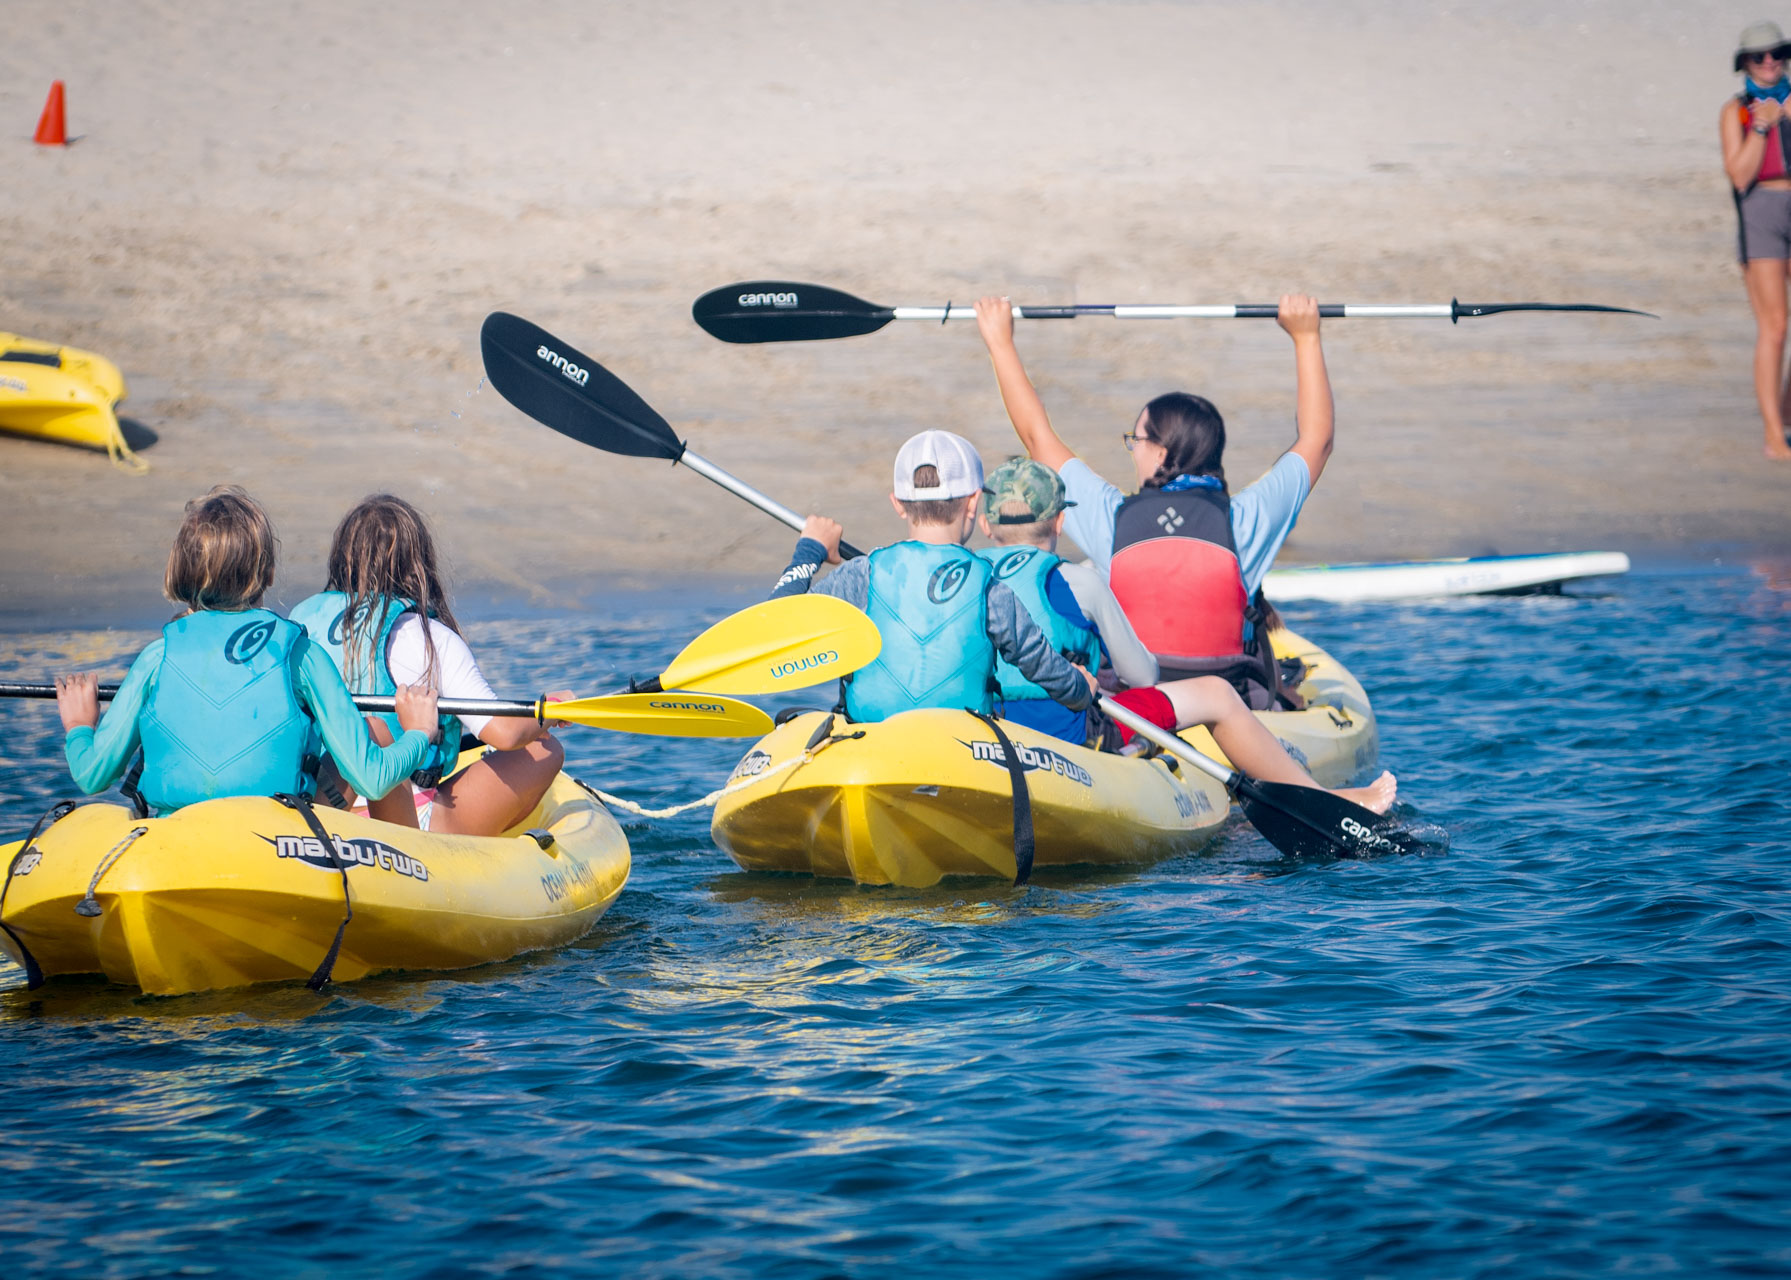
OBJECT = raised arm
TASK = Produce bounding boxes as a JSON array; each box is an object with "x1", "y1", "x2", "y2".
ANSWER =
[
  {"x1": 1278, "y1": 294, "x2": 1335, "y2": 487},
  {"x1": 975, "y1": 296, "x2": 1076, "y2": 471}
]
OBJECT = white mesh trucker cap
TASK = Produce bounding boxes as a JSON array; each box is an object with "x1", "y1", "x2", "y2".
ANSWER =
[{"x1": 892, "y1": 430, "x2": 985, "y2": 500}]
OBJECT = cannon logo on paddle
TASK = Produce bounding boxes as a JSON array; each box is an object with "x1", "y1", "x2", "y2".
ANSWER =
[
  {"x1": 928, "y1": 561, "x2": 972, "y2": 604},
  {"x1": 768, "y1": 649, "x2": 838, "y2": 680},
  {"x1": 1339, "y1": 816, "x2": 1399, "y2": 854},
  {"x1": 731, "y1": 749, "x2": 773, "y2": 780},
  {"x1": 737, "y1": 292, "x2": 799, "y2": 308},
  {"x1": 535, "y1": 344, "x2": 590, "y2": 387},
  {"x1": 260, "y1": 833, "x2": 430, "y2": 882},
  {"x1": 649, "y1": 699, "x2": 726, "y2": 714},
  {"x1": 224, "y1": 619, "x2": 277, "y2": 664},
  {"x1": 961, "y1": 739, "x2": 1093, "y2": 787}
]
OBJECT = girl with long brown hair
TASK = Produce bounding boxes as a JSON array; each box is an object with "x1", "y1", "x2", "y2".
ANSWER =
[{"x1": 290, "y1": 494, "x2": 569, "y2": 836}]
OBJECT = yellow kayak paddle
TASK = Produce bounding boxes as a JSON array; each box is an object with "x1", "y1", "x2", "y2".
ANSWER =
[{"x1": 0, "y1": 595, "x2": 880, "y2": 741}]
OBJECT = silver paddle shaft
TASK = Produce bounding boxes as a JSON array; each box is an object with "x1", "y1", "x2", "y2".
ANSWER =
[
  {"x1": 677, "y1": 449, "x2": 867, "y2": 558},
  {"x1": 1097, "y1": 695, "x2": 1238, "y2": 790},
  {"x1": 0, "y1": 683, "x2": 543, "y2": 720},
  {"x1": 889, "y1": 303, "x2": 1456, "y2": 321}
]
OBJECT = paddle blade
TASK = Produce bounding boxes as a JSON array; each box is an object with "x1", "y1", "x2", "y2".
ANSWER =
[
  {"x1": 480, "y1": 312, "x2": 685, "y2": 460},
  {"x1": 1236, "y1": 779, "x2": 1423, "y2": 859},
  {"x1": 1452, "y1": 301, "x2": 1657, "y2": 321},
  {"x1": 658, "y1": 595, "x2": 881, "y2": 695},
  {"x1": 692, "y1": 281, "x2": 896, "y2": 344},
  {"x1": 548, "y1": 692, "x2": 772, "y2": 738}
]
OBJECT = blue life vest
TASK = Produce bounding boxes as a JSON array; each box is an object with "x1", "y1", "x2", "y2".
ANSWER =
[
  {"x1": 289, "y1": 591, "x2": 461, "y2": 783},
  {"x1": 844, "y1": 542, "x2": 997, "y2": 723},
  {"x1": 976, "y1": 545, "x2": 1103, "y2": 702},
  {"x1": 136, "y1": 608, "x2": 319, "y2": 813}
]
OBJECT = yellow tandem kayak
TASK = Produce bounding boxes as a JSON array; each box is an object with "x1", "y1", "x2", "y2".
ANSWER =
[
  {"x1": 710, "y1": 628, "x2": 1377, "y2": 886},
  {"x1": 0, "y1": 331, "x2": 145, "y2": 471},
  {"x1": 0, "y1": 760, "x2": 629, "y2": 995}
]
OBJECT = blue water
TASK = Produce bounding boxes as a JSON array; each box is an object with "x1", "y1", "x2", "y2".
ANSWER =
[{"x1": 1, "y1": 568, "x2": 1787, "y2": 1278}]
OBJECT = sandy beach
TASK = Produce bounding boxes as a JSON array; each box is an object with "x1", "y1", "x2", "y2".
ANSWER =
[{"x1": 1, "y1": 0, "x2": 1783, "y2": 626}]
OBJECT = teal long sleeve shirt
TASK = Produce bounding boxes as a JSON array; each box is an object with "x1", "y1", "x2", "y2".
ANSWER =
[{"x1": 63, "y1": 635, "x2": 433, "y2": 810}]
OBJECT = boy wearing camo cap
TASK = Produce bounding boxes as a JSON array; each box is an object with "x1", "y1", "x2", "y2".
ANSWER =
[{"x1": 975, "y1": 457, "x2": 1162, "y2": 746}]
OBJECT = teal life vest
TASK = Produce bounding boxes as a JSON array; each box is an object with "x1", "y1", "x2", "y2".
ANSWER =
[
  {"x1": 844, "y1": 542, "x2": 997, "y2": 723},
  {"x1": 976, "y1": 545, "x2": 1103, "y2": 703},
  {"x1": 135, "y1": 608, "x2": 319, "y2": 813},
  {"x1": 288, "y1": 591, "x2": 461, "y2": 784}
]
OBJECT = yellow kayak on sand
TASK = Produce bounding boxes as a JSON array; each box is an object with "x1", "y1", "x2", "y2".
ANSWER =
[
  {"x1": 0, "y1": 331, "x2": 145, "y2": 472},
  {"x1": 711, "y1": 629, "x2": 1378, "y2": 886},
  {"x1": 0, "y1": 759, "x2": 629, "y2": 995}
]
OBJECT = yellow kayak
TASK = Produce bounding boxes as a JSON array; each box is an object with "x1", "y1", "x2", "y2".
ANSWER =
[
  {"x1": 1181, "y1": 628, "x2": 1379, "y2": 789},
  {"x1": 0, "y1": 331, "x2": 144, "y2": 471},
  {"x1": 711, "y1": 628, "x2": 1377, "y2": 886},
  {"x1": 0, "y1": 759, "x2": 628, "y2": 995}
]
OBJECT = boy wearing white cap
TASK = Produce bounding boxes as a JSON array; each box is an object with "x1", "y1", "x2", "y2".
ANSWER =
[{"x1": 771, "y1": 430, "x2": 1096, "y2": 724}]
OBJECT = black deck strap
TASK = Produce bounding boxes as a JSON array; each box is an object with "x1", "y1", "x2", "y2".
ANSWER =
[
  {"x1": 273, "y1": 793, "x2": 353, "y2": 991},
  {"x1": 803, "y1": 714, "x2": 837, "y2": 752},
  {"x1": 118, "y1": 752, "x2": 149, "y2": 819},
  {"x1": 969, "y1": 712, "x2": 1035, "y2": 886},
  {"x1": 0, "y1": 800, "x2": 78, "y2": 989}
]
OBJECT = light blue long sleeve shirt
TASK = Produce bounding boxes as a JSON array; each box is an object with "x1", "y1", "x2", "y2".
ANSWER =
[{"x1": 65, "y1": 635, "x2": 432, "y2": 811}]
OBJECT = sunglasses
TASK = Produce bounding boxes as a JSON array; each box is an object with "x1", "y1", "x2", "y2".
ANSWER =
[{"x1": 1749, "y1": 49, "x2": 1789, "y2": 65}]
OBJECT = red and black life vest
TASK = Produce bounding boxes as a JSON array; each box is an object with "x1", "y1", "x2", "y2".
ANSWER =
[
  {"x1": 1738, "y1": 93, "x2": 1791, "y2": 187},
  {"x1": 1108, "y1": 483, "x2": 1250, "y2": 669}
]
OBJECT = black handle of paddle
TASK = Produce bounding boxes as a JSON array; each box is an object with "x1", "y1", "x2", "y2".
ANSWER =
[
  {"x1": 1011, "y1": 307, "x2": 1080, "y2": 319},
  {"x1": 0, "y1": 683, "x2": 122, "y2": 699},
  {"x1": 1230, "y1": 304, "x2": 1349, "y2": 319}
]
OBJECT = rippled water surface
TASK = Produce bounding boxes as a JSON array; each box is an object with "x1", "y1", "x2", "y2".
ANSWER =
[{"x1": 1, "y1": 569, "x2": 1787, "y2": 1278}]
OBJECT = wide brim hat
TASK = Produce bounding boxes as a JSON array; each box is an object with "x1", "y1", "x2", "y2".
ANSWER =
[{"x1": 1736, "y1": 21, "x2": 1791, "y2": 71}]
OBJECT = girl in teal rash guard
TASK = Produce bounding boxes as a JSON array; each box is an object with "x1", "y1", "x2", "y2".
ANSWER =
[{"x1": 54, "y1": 487, "x2": 439, "y2": 815}]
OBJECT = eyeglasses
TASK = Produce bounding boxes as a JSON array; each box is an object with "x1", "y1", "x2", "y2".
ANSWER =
[{"x1": 1122, "y1": 431, "x2": 1153, "y2": 452}]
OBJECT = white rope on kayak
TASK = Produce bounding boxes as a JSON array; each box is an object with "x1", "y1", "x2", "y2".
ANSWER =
[
  {"x1": 75, "y1": 824, "x2": 148, "y2": 916},
  {"x1": 574, "y1": 751, "x2": 810, "y2": 819}
]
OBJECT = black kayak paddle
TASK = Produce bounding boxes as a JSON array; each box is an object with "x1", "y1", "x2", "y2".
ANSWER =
[
  {"x1": 480, "y1": 311, "x2": 865, "y2": 558},
  {"x1": 692, "y1": 279, "x2": 1656, "y2": 344}
]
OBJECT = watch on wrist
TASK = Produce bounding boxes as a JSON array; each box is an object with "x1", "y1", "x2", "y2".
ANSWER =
[{"x1": 1756, "y1": 122, "x2": 1773, "y2": 135}]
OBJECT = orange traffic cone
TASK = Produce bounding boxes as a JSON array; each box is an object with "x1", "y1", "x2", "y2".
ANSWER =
[{"x1": 34, "y1": 81, "x2": 67, "y2": 146}]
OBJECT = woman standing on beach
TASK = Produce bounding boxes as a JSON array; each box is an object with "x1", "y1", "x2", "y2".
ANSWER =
[{"x1": 1722, "y1": 21, "x2": 1791, "y2": 460}]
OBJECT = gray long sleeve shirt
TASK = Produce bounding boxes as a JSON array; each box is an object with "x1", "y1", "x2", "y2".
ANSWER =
[{"x1": 771, "y1": 537, "x2": 1092, "y2": 710}]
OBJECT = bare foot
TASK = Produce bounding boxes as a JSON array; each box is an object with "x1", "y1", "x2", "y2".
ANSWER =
[
  {"x1": 1768, "y1": 442, "x2": 1791, "y2": 460},
  {"x1": 1337, "y1": 770, "x2": 1397, "y2": 815}
]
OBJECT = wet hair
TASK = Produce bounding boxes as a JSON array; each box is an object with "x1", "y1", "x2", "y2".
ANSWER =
[
  {"x1": 896, "y1": 464, "x2": 969, "y2": 526},
  {"x1": 164, "y1": 486, "x2": 278, "y2": 611},
  {"x1": 325, "y1": 494, "x2": 459, "y2": 687},
  {"x1": 1139, "y1": 392, "x2": 1227, "y2": 490}
]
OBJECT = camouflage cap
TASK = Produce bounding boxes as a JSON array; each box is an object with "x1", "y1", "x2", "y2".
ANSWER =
[{"x1": 981, "y1": 456, "x2": 1076, "y2": 524}]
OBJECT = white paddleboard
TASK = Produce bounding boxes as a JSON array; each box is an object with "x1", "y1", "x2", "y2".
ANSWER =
[{"x1": 1265, "y1": 551, "x2": 1630, "y2": 603}]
